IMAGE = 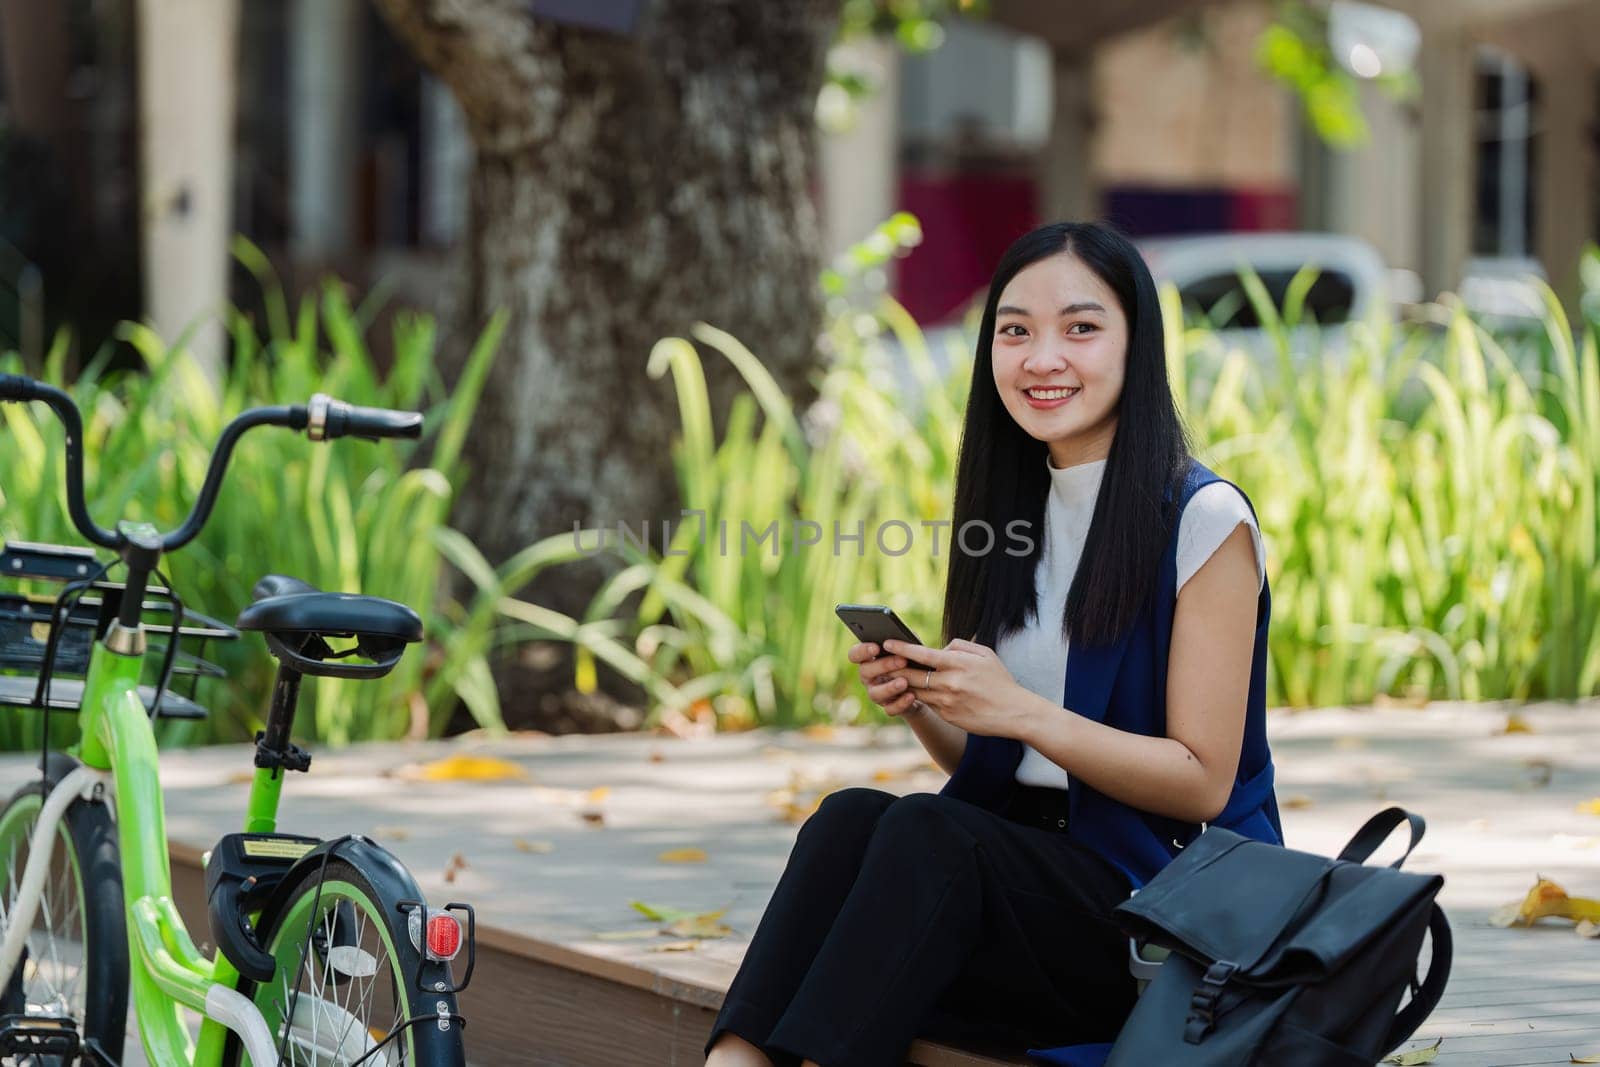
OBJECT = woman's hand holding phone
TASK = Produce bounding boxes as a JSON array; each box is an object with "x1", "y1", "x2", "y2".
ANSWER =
[{"x1": 848, "y1": 642, "x2": 924, "y2": 718}]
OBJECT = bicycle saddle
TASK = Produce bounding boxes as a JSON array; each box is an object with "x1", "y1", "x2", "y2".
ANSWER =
[{"x1": 237, "y1": 574, "x2": 422, "y2": 679}]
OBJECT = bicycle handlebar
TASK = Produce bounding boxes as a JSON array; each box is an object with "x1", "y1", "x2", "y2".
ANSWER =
[
  {"x1": 307, "y1": 393, "x2": 424, "y2": 442},
  {"x1": 0, "y1": 374, "x2": 423, "y2": 554}
]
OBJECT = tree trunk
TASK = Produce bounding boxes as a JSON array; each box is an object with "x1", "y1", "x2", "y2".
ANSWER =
[{"x1": 371, "y1": 0, "x2": 840, "y2": 729}]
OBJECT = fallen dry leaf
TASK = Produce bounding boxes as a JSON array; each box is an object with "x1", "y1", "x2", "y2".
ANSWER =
[
  {"x1": 1281, "y1": 794, "x2": 1316, "y2": 810},
  {"x1": 657, "y1": 848, "x2": 708, "y2": 864},
  {"x1": 649, "y1": 940, "x2": 700, "y2": 953},
  {"x1": 371, "y1": 825, "x2": 411, "y2": 841},
  {"x1": 872, "y1": 767, "x2": 907, "y2": 782},
  {"x1": 1488, "y1": 877, "x2": 1600, "y2": 929},
  {"x1": 630, "y1": 900, "x2": 734, "y2": 939},
  {"x1": 1334, "y1": 736, "x2": 1366, "y2": 751},
  {"x1": 442, "y1": 853, "x2": 469, "y2": 884},
  {"x1": 1384, "y1": 1037, "x2": 1441, "y2": 1064},
  {"x1": 802, "y1": 724, "x2": 837, "y2": 741},
  {"x1": 1570, "y1": 1054, "x2": 1600, "y2": 1064},
  {"x1": 666, "y1": 908, "x2": 733, "y2": 939},
  {"x1": 630, "y1": 901, "x2": 695, "y2": 923},
  {"x1": 648, "y1": 748, "x2": 665, "y2": 763},
  {"x1": 1578, "y1": 798, "x2": 1600, "y2": 816},
  {"x1": 394, "y1": 754, "x2": 529, "y2": 782},
  {"x1": 1576, "y1": 920, "x2": 1600, "y2": 939},
  {"x1": 226, "y1": 771, "x2": 255, "y2": 786},
  {"x1": 579, "y1": 810, "x2": 606, "y2": 826},
  {"x1": 513, "y1": 839, "x2": 554, "y2": 854},
  {"x1": 586, "y1": 786, "x2": 612, "y2": 803},
  {"x1": 1499, "y1": 713, "x2": 1535, "y2": 735}
]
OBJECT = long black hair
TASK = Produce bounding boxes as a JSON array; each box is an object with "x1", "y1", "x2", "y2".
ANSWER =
[{"x1": 941, "y1": 221, "x2": 1191, "y2": 650}]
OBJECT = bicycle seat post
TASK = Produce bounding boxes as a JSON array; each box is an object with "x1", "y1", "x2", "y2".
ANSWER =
[{"x1": 246, "y1": 664, "x2": 311, "y2": 834}]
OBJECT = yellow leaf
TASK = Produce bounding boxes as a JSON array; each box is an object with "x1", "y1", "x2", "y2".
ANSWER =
[
  {"x1": 1578, "y1": 798, "x2": 1600, "y2": 816},
  {"x1": 657, "y1": 848, "x2": 708, "y2": 864},
  {"x1": 372, "y1": 825, "x2": 410, "y2": 841},
  {"x1": 872, "y1": 767, "x2": 904, "y2": 782},
  {"x1": 1384, "y1": 1037, "x2": 1442, "y2": 1064},
  {"x1": 1491, "y1": 877, "x2": 1600, "y2": 927},
  {"x1": 586, "y1": 786, "x2": 611, "y2": 803},
  {"x1": 1500, "y1": 713, "x2": 1535, "y2": 735},
  {"x1": 666, "y1": 908, "x2": 733, "y2": 939},
  {"x1": 649, "y1": 940, "x2": 700, "y2": 952},
  {"x1": 398, "y1": 754, "x2": 529, "y2": 782},
  {"x1": 513, "y1": 839, "x2": 554, "y2": 854},
  {"x1": 1570, "y1": 1054, "x2": 1600, "y2": 1064},
  {"x1": 630, "y1": 901, "x2": 694, "y2": 923},
  {"x1": 1281, "y1": 794, "x2": 1316, "y2": 810},
  {"x1": 803, "y1": 724, "x2": 837, "y2": 740}
]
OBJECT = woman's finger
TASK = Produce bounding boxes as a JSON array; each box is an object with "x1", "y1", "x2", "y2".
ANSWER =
[
  {"x1": 861, "y1": 656, "x2": 906, "y2": 682},
  {"x1": 847, "y1": 642, "x2": 879, "y2": 664},
  {"x1": 882, "y1": 640, "x2": 957, "y2": 669},
  {"x1": 867, "y1": 676, "x2": 909, "y2": 704},
  {"x1": 884, "y1": 692, "x2": 919, "y2": 717}
]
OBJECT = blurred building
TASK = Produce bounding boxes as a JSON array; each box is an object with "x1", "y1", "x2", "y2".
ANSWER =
[
  {"x1": 0, "y1": 0, "x2": 1594, "y2": 362},
  {"x1": 820, "y1": 0, "x2": 1599, "y2": 323}
]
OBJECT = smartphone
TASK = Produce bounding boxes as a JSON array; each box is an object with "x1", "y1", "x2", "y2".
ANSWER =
[{"x1": 835, "y1": 604, "x2": 933, "y2": 668}]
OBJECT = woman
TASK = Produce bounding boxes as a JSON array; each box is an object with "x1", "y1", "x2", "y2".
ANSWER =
[{"x1": 703, "y1": 221, "x2": 1282, "y2": 1067}]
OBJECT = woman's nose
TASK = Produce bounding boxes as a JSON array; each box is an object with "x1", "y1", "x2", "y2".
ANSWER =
[{"x1": 1022, "y1": 339, "x2": 1070, "y2": 374}]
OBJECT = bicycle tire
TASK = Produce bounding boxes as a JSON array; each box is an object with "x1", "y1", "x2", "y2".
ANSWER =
[
  {"x1": 235, "y1": 850, "x2": 465, "y2": 1066},
  {"x1": 0, "y1": 755, "x2": 127, "y2": 1066}
]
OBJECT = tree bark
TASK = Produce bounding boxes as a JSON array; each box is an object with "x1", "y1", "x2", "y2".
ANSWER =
[{"x1": 371, "y1": 0, "x2": 840, "y2": 728}]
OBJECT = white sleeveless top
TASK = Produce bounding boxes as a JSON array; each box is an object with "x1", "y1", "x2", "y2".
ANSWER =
[{"x1": 999, "y1": 457, "x2": 1266, "y2": 788}]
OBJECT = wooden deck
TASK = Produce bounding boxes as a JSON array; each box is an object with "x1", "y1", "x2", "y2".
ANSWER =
[{"x1": 2, "y1": 700, "x2": 1597, "y2": 1066}]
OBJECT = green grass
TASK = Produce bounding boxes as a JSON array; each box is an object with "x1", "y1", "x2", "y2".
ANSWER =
[
  {"x1": 0, "y1": 241, "x2": 508, "y2": 748},
  {"x1": 517, "y1": 244, "x2": 1600, "y2": 726}
]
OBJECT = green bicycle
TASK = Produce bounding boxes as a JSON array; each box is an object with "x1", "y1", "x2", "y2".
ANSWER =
[{"x1": 0, "y1": 375, "x2": 473, "y2": 1065}]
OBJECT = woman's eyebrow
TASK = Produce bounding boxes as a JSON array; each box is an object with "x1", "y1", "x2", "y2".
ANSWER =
[{"x1": 996, "y1": 302, "x2": 1106, "y2": 317}]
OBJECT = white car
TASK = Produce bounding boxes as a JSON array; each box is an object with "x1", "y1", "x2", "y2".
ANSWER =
[{"x1": 1137, "y1": 232, "x2": 1395, "y2": 360}]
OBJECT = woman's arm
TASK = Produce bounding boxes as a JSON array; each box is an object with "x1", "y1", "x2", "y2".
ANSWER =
[
  {"x1": 903, "y1": 700, "x2": 968, "y2": 775},
  {"x1": 1015, "y1": 524, "x2": 1260, "y2": 823}
]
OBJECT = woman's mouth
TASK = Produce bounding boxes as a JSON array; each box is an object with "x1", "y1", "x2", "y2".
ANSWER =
[{"x1": 1023, "y1": 386, "x2": 1080, "y2": 409}]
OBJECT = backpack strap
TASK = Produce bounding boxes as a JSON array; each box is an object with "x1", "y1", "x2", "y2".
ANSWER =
[
  {"x1": 1336, "y1": 807, "x2": 1426, "y2": 869},
  {"x1": 1382, "y1": 905, "x2": 1453, "y2": 1055}
]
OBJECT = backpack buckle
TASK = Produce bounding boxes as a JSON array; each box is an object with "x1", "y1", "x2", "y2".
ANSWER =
[{"x1": 1183, "y1": 960, "x2": 1238, "y2": 1044}]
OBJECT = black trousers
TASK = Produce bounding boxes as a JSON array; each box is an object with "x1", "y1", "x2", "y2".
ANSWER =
[{"x1": 704, "y1": 785, "x2": 1137, "y2": 1067}]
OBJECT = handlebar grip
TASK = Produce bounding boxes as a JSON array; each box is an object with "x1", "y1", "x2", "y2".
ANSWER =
[
  {"x1": 0, "y1": 374, "x2": 41, "y2": 401},
  {"x1": 306, "y1": 393, "x2": 423, "y2": 441}
]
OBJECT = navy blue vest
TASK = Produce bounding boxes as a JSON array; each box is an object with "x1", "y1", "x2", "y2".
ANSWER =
[{"x1": 937, "y1": 459, "x2": 1283, "y2": 892}]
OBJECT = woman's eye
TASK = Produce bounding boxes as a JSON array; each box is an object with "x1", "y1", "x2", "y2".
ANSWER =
[
  {"x1": 999, "y1": 324, "x2": 1027, "y2": 338},
  {"x1": 1067, "y1": 322, "x2": 1098, "y2": 335}
]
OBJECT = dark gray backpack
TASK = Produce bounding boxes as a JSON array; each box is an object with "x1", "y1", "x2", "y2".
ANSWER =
[{"x1": 1105, "y1": 808, "x2": 1452, "y2": 1067}]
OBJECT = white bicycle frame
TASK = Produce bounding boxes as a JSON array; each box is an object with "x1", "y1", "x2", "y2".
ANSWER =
[{"x1": 0, "y1": 766, "x2": 281, "y2": 1066}]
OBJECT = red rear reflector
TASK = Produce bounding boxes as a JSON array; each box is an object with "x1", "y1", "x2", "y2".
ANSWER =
[{"x1": 426, "y1": 913, "x2": 462, "y2": 960}]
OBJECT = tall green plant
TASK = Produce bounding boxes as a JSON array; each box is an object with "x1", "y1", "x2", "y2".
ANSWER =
[
  {"x1": 0, "y1": 242, "x2": 507, "y2": 747},
  {"x1": 482, "y1": 242, "x2": 1600, "y2": 726}
]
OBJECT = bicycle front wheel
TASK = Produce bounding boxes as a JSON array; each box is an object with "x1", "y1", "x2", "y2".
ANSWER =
[
  {"x1": 0, "y1": 758, "x2": 128, "y2": 1065},
  {"x1": 243, "y1": 853, "x2": 465, "y2": 1066}
]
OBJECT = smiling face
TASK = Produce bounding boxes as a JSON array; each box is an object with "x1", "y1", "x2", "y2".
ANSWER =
[{"x1": 990, "y1": 251, "x2": 1128, "y2": 469}]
